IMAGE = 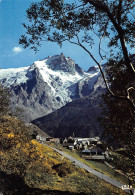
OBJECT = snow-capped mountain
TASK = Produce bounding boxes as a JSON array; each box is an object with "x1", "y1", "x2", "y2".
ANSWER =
[{"x1": 0, "y1": 53, "x2": 104, "y2": 122}]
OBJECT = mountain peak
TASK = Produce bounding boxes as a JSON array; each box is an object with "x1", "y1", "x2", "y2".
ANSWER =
[
  {"x1": 0, "y1": 53, "x2": 104, "y2": 122},
  {"x1": 46, "y1": 54, "x2": 84, "y2": 75},
  {"x1": 87, "y1": 66, "x2": 99, "y2": 74}
]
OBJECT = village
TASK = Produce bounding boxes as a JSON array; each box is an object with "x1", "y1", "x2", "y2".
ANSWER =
[{"x1": 35, "y1": 133, "x2": 111, "y2": 162}]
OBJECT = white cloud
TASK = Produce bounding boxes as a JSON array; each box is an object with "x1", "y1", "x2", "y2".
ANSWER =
[
  {"x1": 0, "y1": 0, "x2": 2, "y2": 2},
  {"x1": 12, "y1": 46, "x2": 23, "y2": 54}
]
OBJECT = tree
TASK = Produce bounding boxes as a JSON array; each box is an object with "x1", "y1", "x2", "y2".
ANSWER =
[
  {"x1": 100, "y1": 55, "x2": 135, "y2": 153},
  {"x1": 19, "y1": 1, "x2": 135, "y2": 186},
  {"x1": 19, "y1": 0, "x2": 135, "y2": 148},
  {"x1": 100, "y1": 56, "x2": 135, "y2": 192},
  {"x1": 19, "y1": 0, "x2": 135, "y2": 145},
  {"x1": 0, "y1": 84, "x2": 25, "y2": 120},
  {"x1": 0, "y1": 115, "x2": 59, "y2": 194},
  {"x1": 101, "y1": 67, "x2": 135, "y2": 155},
  {"x1": 0, "y1": 84, "x2": 10, "y2": 116},
  {"x1": 19, "y1": 0, "x2": 135, "y2": 106}
]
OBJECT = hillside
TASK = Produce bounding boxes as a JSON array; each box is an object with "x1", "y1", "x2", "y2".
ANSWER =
[
  {"x1": 25, "y1": 122, "x2": 50, "y2": 138},
  {"x1": 0, "y1": 115, "x2": 126, "y2": 195},
  {"x1": 32, "y1": 88, "x2": 106, "y2": 138}
]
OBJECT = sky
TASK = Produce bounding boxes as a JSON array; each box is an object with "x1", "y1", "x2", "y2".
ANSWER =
[
  {"x1": 0, "y1": 0, "x2": 134, "y2": 71},
  {"x1": 0, "y1": 0, "x2": 104, "y2": 71}
]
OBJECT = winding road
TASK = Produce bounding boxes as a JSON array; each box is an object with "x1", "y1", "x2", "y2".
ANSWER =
[{"x1": 45, "y1": 144, "x2": 132, "y2": 194}]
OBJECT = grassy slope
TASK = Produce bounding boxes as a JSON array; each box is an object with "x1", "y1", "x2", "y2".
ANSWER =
[
  {"x1": 32, "y1": 141, "x2": 127, "y2": 195},
  {"x1": 0, "y1": 116, "x2": 127, "y2": 194},
  {"x1": 25, "y1": 122, "x2": 50, "y2": 137},
  {"x1": 48, "y1": 143, "x2": 129, "y2": 185}
]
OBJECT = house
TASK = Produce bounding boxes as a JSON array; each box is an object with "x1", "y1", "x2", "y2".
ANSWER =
[
  {"x1": 40, "y1": 137, "x2": 46, "y2": 142},
  {"x1": 97, "y1": 141, "x2": 104, "y2": 149},
  {"x1": 36, "y1": 135, "x2": 41, "y2": 140},
  {"x1": 77, "y1": 142, "x2": 83, "y2": 149},
  {"x1": 81, "y1": 143, "x2": 88, "y2": 150},
  {"x1": 82, "y1": 148, "x2": 105, "y2": 161},
  {"x1": 74, "y1": 143, "x2": 80, "y2": 150},
  {"x1": 68, "y1": 145, "x2": 74, "y2": 150},
  {"x1": 63, "y1": 137, "x2": 68, "y2": 143},
  {"x1": 36, "y1": 135, "x2": 46, "y2": 143},
  {"x1": 46, "y1": 137, "x2": 52, "y2": 141},
  {"x1": 82, "y1": 149, "x2": 97, "y2": 155},
  {"x1": 95, "y1": 137, "x2": 100, "y2": 141},
  {"x1": 67, "y1": 136, "x2": 74, "y2": 143},
  {"x1": 61, "y1": 136, "x2": 104, "y2": 153},
  {"x1": 74, "y1": 137, "x2": 100, "y2": 146},
  {"x1": 76, "y1": 138, "x2": 91, "y2": 142},
  {"x1": 82, "y1": 148, "x2": 103, "y2": 155},
  {"x1": 89, "y1": 138, "x2": 98, "y2": 145},
  {"x1": 82, "y1": 149, "x2": 91, "y2": 155},
  {"x1": 50, "y1": 138, "x2": 60, "y2": 143},
  {"x1": 62, "y1": 143, "x2": 74, "y2": 150}
]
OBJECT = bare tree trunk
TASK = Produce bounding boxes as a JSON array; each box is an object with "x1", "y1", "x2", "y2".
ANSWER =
[{"x1": 86, "y1": 0, "x2": 135, "y2": 74}]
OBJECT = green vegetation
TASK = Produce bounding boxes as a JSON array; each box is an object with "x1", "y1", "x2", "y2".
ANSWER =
[
  {"x1": 110, "y1": 150, "x2": 135, "y2": 186},
  {"x1": 49, "y1": 143, "x2": 130, "y2": 185},
  {"x1": 0, "y1": 85, "x2": 10, "y2": 116},
  {"x1": 0, "y1": 115, "x2": 127, "y2": 194}
]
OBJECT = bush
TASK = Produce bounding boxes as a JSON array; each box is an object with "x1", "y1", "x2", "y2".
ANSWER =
[{"x1": 52, "y1": 162, "x2": 75, "y2": 177}]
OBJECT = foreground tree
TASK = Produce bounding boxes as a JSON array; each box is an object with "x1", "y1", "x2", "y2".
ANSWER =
[
  {"x1": 20, "y1": 0, "x2": 135, "y2": 141},
  {"x1": 19, "y1": 0, "x2": 135, "y2": 177},
  {"x1": 20, "y1": 0, "x2": 135, "y2": 102},
  {"x1": 101, "y1": 55, "x2": 135, "y2": 155},
  {"x1": 100, "y1": 55, "x2": 135, "y2": 192}
]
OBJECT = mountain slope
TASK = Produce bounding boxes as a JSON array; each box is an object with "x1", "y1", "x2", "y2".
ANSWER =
[
  {"x1": 32, "y1": 84, "x2": 106, "y2": 138},
  {"x1": 0, "y1": 54, "x2": 101, "y2": 122}
]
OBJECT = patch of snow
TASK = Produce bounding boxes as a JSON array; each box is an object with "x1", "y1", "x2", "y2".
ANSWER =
[
  {"x1": 34, "y1": 60, "x2": 85, "y2": 103},
  {"x1": 0, "y1": 66, "x2": 31, "y2": 87},
  {"x1": 0, "y1": 55, "x2": 101, "y2": 106}
]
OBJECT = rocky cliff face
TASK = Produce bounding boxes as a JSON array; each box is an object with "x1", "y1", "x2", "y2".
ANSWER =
[
  {"x1": 0, "y1": 54, "x2": 105, "y2": 124},
  {"x1": 47, "y1": 53, "x2": 84, "y2": 75},
  {"x1": 9, "y1": 66, "x2": 56, "y2": 121}
]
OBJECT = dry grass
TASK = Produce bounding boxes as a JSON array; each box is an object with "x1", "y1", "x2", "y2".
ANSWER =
[
  {"x1": 48, "y1": 143, "x2": 129, "y2": 184},
  {"x1": 31, "y1": 141, "x2": 127, "y2": 194},
  {"x1": 0, "y1": 116, "x2": 128, "y2": 194}
]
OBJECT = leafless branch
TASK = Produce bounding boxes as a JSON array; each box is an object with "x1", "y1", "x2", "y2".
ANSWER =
[
  {"x1": 68, "y1": 35, "x2": 135, "y2": 109},
  {"x1": 98, "y1": 21, "x2": 109, "y2": 60},
  {"x1": 117, "y1": 0, "x2": 122, "y2": 25},
  {"x1": 127, "y1": 87, "x2": 135, "y2": 107},
  {"x1": 85, "y1": 0, "x2": 135, "y2": 74},
  {"x1": 93, "y1": 30, "x2": 109, "y2": 56},
  {"x1": 99, "y1": 31, "x2": 106, "y2": 60}
]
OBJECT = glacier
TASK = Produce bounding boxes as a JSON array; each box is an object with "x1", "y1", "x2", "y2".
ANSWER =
[{"x1": 0, "y1": 54, "x2": 103, "y2": 122}]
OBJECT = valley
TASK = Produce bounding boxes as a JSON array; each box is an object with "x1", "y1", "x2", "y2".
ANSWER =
[
  {"x1": 0, "y1": 53, "x2": 134, "y2": 194},
  {"x1": 0, "y1": 0, "x2": 134, "y2": 194}
]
